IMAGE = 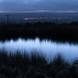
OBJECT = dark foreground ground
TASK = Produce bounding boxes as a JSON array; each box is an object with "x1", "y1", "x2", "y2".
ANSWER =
[
  {"x1": 0, "y1": 22, "x2": 78, "y2": 43},
  {"x1": 0, "y1": 51, "x2": 78, "y2": 78}
]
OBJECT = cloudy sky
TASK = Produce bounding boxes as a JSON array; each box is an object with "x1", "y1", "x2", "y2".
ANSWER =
[{"x1": 0, "y1": 0, "x2": 78, "y2": 12}]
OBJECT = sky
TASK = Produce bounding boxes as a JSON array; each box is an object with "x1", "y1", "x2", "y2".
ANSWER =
[{"x1": 0, "y1": 0, "x2": 78, "y2": 12}]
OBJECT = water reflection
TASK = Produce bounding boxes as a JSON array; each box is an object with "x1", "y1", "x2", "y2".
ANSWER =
[{"x1": 0, "y1": 38, "x2": 78, "y2": 63}]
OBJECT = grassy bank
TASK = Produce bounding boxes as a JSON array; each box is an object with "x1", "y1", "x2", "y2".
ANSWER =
[
  {"x1": 0, "y1": 22, "x2": 78, "y2": 43},
  {"x1": 0, "y1": 51, "x2": 78, "y2": 78}
]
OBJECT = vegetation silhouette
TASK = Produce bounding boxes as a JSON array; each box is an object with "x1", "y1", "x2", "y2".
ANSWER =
[
  {"x1": 0, "y1": 51, "x2": 78, "y2": 78},
  {"x1": 0, "y1": 22, "x2": 78, "y2": 43}
]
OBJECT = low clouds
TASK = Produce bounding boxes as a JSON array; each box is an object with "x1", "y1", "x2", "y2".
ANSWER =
[{"x1": 0, "y1": 0, "x2": 78, "y2": 12}]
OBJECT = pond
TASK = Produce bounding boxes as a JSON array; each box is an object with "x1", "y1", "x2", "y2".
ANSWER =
[{"x1": 0, "y1": 38, "x2": 78, "y2": 63}]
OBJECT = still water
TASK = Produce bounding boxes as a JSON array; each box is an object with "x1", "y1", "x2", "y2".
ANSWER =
[{"x1": 0, "y1": 38, "x2": 78, "y2": 63}]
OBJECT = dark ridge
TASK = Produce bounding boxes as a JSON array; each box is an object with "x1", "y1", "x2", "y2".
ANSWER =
[{"x1": 0, "y1": 22, "x2": 78, "y2": 43}]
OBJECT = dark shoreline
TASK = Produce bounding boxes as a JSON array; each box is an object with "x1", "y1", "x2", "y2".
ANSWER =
[{"x1": 0, "y1": 22, "x2": 78, "y2": 43}]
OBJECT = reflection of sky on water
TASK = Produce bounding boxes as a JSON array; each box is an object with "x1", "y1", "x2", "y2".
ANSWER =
[{"x1": 0, "y1": 38, "x2": 78, "y2": 63}]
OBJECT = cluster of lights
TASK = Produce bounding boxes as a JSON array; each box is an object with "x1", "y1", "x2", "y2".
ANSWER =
[{"x1": 24, "y1": 17, "x2": 71, "y2": 21}]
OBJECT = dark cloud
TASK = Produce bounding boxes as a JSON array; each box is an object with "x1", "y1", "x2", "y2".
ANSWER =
[{"x1": 0, "y1": 0, "x2": 78, "y2": 11}]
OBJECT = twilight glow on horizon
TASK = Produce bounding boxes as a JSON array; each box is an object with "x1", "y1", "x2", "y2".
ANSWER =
[{"x1": 0, "y1": 0, "x2": 78, "y2": 12}]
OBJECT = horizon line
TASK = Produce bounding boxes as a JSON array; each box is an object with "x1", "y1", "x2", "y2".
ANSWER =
[{"x1": 0, "y1": 10, "x2": 78, "y2": 13}]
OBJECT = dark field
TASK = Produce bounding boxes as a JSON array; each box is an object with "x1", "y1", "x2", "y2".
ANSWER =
[
  {"x1": 0, "y1": 51, "x2": 78, "y2": 78},
  {"x1": 0, "y1": 22, "x2": 78, "y2": 43}
]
